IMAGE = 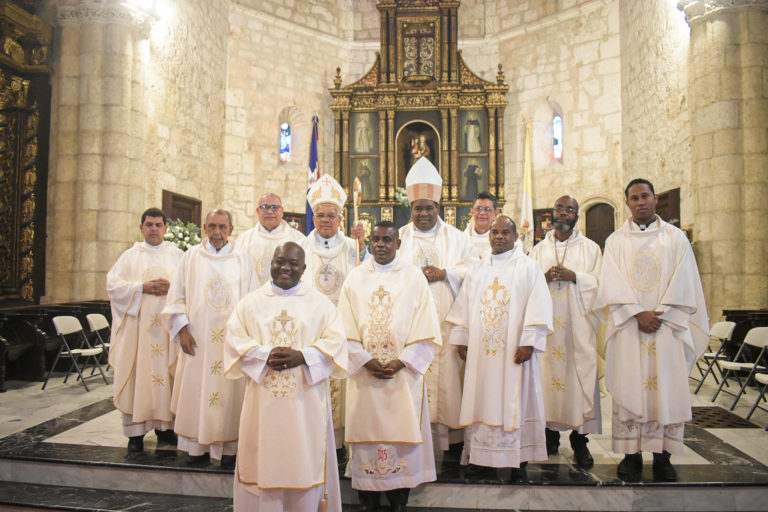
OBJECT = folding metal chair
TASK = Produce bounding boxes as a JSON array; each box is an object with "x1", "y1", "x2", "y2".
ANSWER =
[
  {"x1": 746, "y1": 372, "x2": 768, "y2": 420},
  {"x1": 86, "y1": 313, "x2": 111, "y2": 371},
  {"x1": 711, "y1": 327, "x2": 768, "y2": 410},
  {"x1": 42, "y1": 316, "x2": 109, "y2": 392},
  {"x1": 692, "y1": 321, "x2": 736, "y2": 394}
]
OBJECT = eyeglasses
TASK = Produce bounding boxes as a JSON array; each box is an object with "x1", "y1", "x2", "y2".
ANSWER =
[
  {"x1": 473, "y1": 206, "x2": 494, "y2": 212},
  {"x1": 553, "y1": 206, "x2": 577, "y2": 214},
  {"x1": 259, "y1": 205, "x2": 282, "y2": 211}
]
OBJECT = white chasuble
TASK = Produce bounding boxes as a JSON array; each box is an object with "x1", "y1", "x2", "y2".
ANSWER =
[
  {"x1": 224, "y1": 282, "x2": 347, "y2": 506},
  {"x1": 339, "y1": 258, "x2": 440, "y2": 491},
  {"x1": 107, "y1": 242, "x2": 183, "y2": 431},
  {"x1": 595, "y1": 217, "x2": 709, "y2": 454},
  {"x1": 163, "y1": 241, "x2": 257, "y2": 446},
  {"x1": 531, "y1": 230, "x2": 603, "y2": 432},
  {"x1": 236, "y1": 221, "x2": 305, "y2": 286},
  {"x1": 398, "y1": 218, "x2": 473, "y2": 436},
  {"x1": 446, "y1": 247, "x2": 553, "y2": 467},
  {"x1": 300, "y1": 229, "x2": 361, "y2": 441}
]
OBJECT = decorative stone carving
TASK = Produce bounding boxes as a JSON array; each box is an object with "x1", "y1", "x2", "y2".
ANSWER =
[
  {"x1": 58, "y1": 1, "x2": 154, "y2": 36},
  {"x1": 677, "y1": 0, "x2": 766, "y2": 24}
]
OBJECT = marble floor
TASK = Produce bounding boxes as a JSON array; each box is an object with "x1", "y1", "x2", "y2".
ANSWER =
[{"x1": 1, "y1": 370, "x2": 768, "y2": 511}]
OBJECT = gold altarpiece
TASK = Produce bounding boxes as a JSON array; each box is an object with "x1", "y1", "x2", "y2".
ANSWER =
[
  {"x1": 0, "y1": 0, "x2": 52, "y2": 304},
  {"x1": 330, "y1": 0, "x2": 508, "y2": 232}
]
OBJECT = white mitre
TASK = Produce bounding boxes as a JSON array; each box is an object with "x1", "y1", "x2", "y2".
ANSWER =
[
  {"x1": 308, "y1": 173, "x2": 347, "y2": 212},
  {"x1": 406, "y1": 157, "x2": 442, "y2": 203}
]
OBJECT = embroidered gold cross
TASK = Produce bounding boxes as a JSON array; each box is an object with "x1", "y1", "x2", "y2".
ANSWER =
[
  {"x1": 487, "y1": 277, "x2": 504, "y2": 300},
  {"x1": 554, "y1": 317, "x2": 566, "y2": 330},
  {"x1": 210, "y1": 328, "x2": 224, "y2": 343},
  {"x1": 150, "y1": 344, "x2": 164, "y2": 357},
  {"x1": 151, "y1": 374, "x2": 165, "y2": 387},
  {"x1": 643, "y1": 376, "x2": 658, "y2": 390},
  {"x1": 210, "y1": 360, "x2": 223, "y2": 375},
  {"x1": 641, "y1": 341, "x2": 656, "y2": 356},
  {"x1": 209, "y1": 392, "x2": 220, "y2": 407},
  {"x1": 150, "y1": 315, "x2": 162, "y2": 328},
  {"x1": 552, "y1": 378, "x2": 566, "y2": 392},
  {"x1": 373, "y1": 285, "x2": 388, "y2": 301},
  {"x1": 552, "y1": 346, "x2": 566, "y2": 361},
  {"x1": 276, "y1": 310, "x2": 292, "y2": 329}
]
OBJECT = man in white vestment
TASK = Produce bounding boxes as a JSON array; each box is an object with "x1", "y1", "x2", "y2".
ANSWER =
[
  {"x1": 339, "y1": 221, "x2": 440, "y2": 512},
  {"x1": 300, "y1": 173, "x2": 366, "y2": 454},
  {"x1": 225, "y1": 242, "x2": 347, "y2": 512},
  {"x1": 398, "y1": 157, "x2": 474, "y2": 455},
  {"x1": 463, "y1": 191, "x2": 499, "y2": 260},
  {"x1": 531, "y1": 196, "x2": 602, "y2": 468},
  {"x1": 447, "y1": 216, "x2": 552, "y2": 481},
  {"x1": 596, "y1": 179, "x2": 708, "y2": 482},
  {"x1": 163, "y1": 209, "x2": 257, "y2": 468},
  {"x1": 107, "y1": 207, "x2": 183, "y2": 452},
  {"x1": 236, "y1": 193, "x2": 305, "y2": 285}
]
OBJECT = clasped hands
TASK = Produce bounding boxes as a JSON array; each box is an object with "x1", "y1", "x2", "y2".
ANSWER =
[
  {"x1": 544, "y1": 265, "x2": 575, "y2": 283},
  {"x1": 267, "y1": 346, "x2": 306, "y2": 370},
  {"x1": 635, "y1": 310, "x2": 663, "y2": 334},
  {"x1": 143, "y1": 278, "x2": 170, "y2": 296},
  {"x1": 422, "y1": 265, "x2": 446, "y2": 283},
  {"x1": 364, "y1": 358, "x2": 406, "y2": 380}
]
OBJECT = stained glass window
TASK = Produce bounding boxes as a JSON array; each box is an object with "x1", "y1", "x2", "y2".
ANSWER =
[
  {"x1": 279, "y1": 123, "x2": 291, "y2": 162},
  {"x1": 553, "y1": 115, "x2": 563, "y2": 161}
]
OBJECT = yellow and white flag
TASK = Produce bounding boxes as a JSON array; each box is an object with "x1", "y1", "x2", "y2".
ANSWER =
[{"x1": 519, "y1": 121, "x2": 534, "y2": 254}]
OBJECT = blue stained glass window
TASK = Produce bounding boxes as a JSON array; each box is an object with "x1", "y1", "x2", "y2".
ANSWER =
[
  {"x1": 280, "y1": 123, "x2": 291, "y2": 162},
  {"x1": 553, "y1": 115, "x2": 563, "y2": 160}
]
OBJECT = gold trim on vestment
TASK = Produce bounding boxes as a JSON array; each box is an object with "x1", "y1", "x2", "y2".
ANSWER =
[
  {"x1": 112, "y1": 404, "x2": 174, "y2": 423},
  {"x1": 346, "y1": 440, "x2": 424, "y2": 445},
  {"x1": 456, "y1": 419, "x2": 522, "y2": 433},
  {"x1": 445, "y1": 319, "x2": 468, "y2": 329},
  {"x1": 404, "y1": 336, "x2": 437, "y2": 347},
  {"x1": 174, "y1": 432, "x2": 239, "y2": 445}
]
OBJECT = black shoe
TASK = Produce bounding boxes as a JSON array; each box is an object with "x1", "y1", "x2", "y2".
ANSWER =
[
  {"x1": 569, "y1": 431, "x2": 594, "y2": 469},
  {"x1": 617, "y1": 453, "x2": 642, "y2": 481},
  {"x1": 127, "y1": 436, "x2": 144, "y2": 452},
  {"x1": 445, "y1": 441, "x2": 464, "y2": 461},
  {"x1": 385, "y1": 488, "x2": 409, "y2": 512},
  {"x1": 652, "y1": 451, "x2": 677, "y2": 481},
  {"x1": 186, "y1": 453, "x2": 210, "y2": 467},
  {"x1": 221, "y1": 454, "x2": 236, "y2": 470},
  {"x1": 545, "y1": 428, "x2": 561, "y2": 456},
  {"x1": 155, "y1": 429, "x2": 178, "y2": 445},
  {"x1": 509, "y1": 461, "x2": 528, "y2": 483},
  {"x1": 358, "y1": 490, "x2": 380, "y2": 512},
  {"x1": 464, "y1": 463, "x2": 497, "y2": 481}
]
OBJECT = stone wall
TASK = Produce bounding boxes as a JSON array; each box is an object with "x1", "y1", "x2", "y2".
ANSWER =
[
  {"x1": 485, "y1": 0, "x2": 624, "y2": 225},
  {"x1": 43, "y1": 0, "x2": 229, "y2": 301},
  {"x1": 619, "y1": 0, "x2": 692, "y2": 222},
  {"x1": 223, "y1": 2, "x2": 370, "y2": 235}
]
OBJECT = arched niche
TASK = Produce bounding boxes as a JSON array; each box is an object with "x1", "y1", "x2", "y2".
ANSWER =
[
  {"x1": 582, "y1": 199, "x2": 618, "y2": 251},
  {"x1": 395, "y1": 120, "x2": 441, "y2": 188}
]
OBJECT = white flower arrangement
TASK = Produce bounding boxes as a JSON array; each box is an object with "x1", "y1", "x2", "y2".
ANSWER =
[
  {"x1": 395, "y1": 187, "x2": 410, "y2": 209},
  {"x1": 164, "y1": 219, "x2": 202, "y2": 251}
]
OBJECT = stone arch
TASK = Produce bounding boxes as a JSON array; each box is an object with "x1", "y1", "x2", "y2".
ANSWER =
[
  {"x1": 278, "y1": 106, "x2": 310, "y2": 167},
  {"x1": 580, "y1": 195, "x2": 621, "y2": 251}
]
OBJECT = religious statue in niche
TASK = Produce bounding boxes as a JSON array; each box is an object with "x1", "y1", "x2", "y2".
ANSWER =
[
  {"x1": 402, "y1": 21, "x2": 436, "y2": 79},
  {"x1": 353, "y1": 158, "x2": 377, "y2": 201},
  {"x1": 395, "y1": 122, "x2": 439, "y2": 187},
  {"x1": 352, "y1": 112, "x2": 377, "y2": 155},
  {"x1": 459, "y1": 157, "x2": 488, "y2": 201},
  {"x1": 459, "y1": 110, "x2": 486, "y2": 153}
]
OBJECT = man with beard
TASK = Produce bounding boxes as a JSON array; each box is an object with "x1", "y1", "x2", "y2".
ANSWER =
[
  {"x1": 531, "y1": 196, "x2": 602, "y2": 468},
  {"x1": 339, "y1": 222, "x2": 440, "y2": 511},
  {"x1": 163, "y1": 209, "x2": 257, "y2": 468},
  {"x1": 225, "y1": 242, "x2": 347, "y2": 511},
  {"x1": 464, "y1": 192, "x2": 499, "y2": 260},
  {"x1": 397, "y1": 157, "x2": 474, "y2": 455},
  {"x1": 447, "y1": 216, "x2": 552, "y2": 481},
  {"x1": 596, "y1": 179, "x2": 708, "y2": 481}
]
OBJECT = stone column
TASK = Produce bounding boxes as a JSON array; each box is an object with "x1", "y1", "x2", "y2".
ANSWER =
[
  {"x1": 46, "y1": 0, "x2": 153, "y2": 301},
  {"x1": 679, "y1": 0, "x2": 768, "y2": 318}
]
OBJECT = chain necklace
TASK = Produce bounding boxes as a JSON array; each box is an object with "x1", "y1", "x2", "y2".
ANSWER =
[{"x1": 553, "y1": 236, "x2": 569, "y2": 289}]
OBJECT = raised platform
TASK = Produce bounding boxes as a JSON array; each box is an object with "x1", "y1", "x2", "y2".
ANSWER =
[{"x1": 1, "y1": 376, "x2": 768, "y2": 511}]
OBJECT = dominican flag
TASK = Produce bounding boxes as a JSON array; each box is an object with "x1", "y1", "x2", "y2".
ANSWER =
[{"x1": 305, "y1": 115, "x2": 320, "y2": 234}]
